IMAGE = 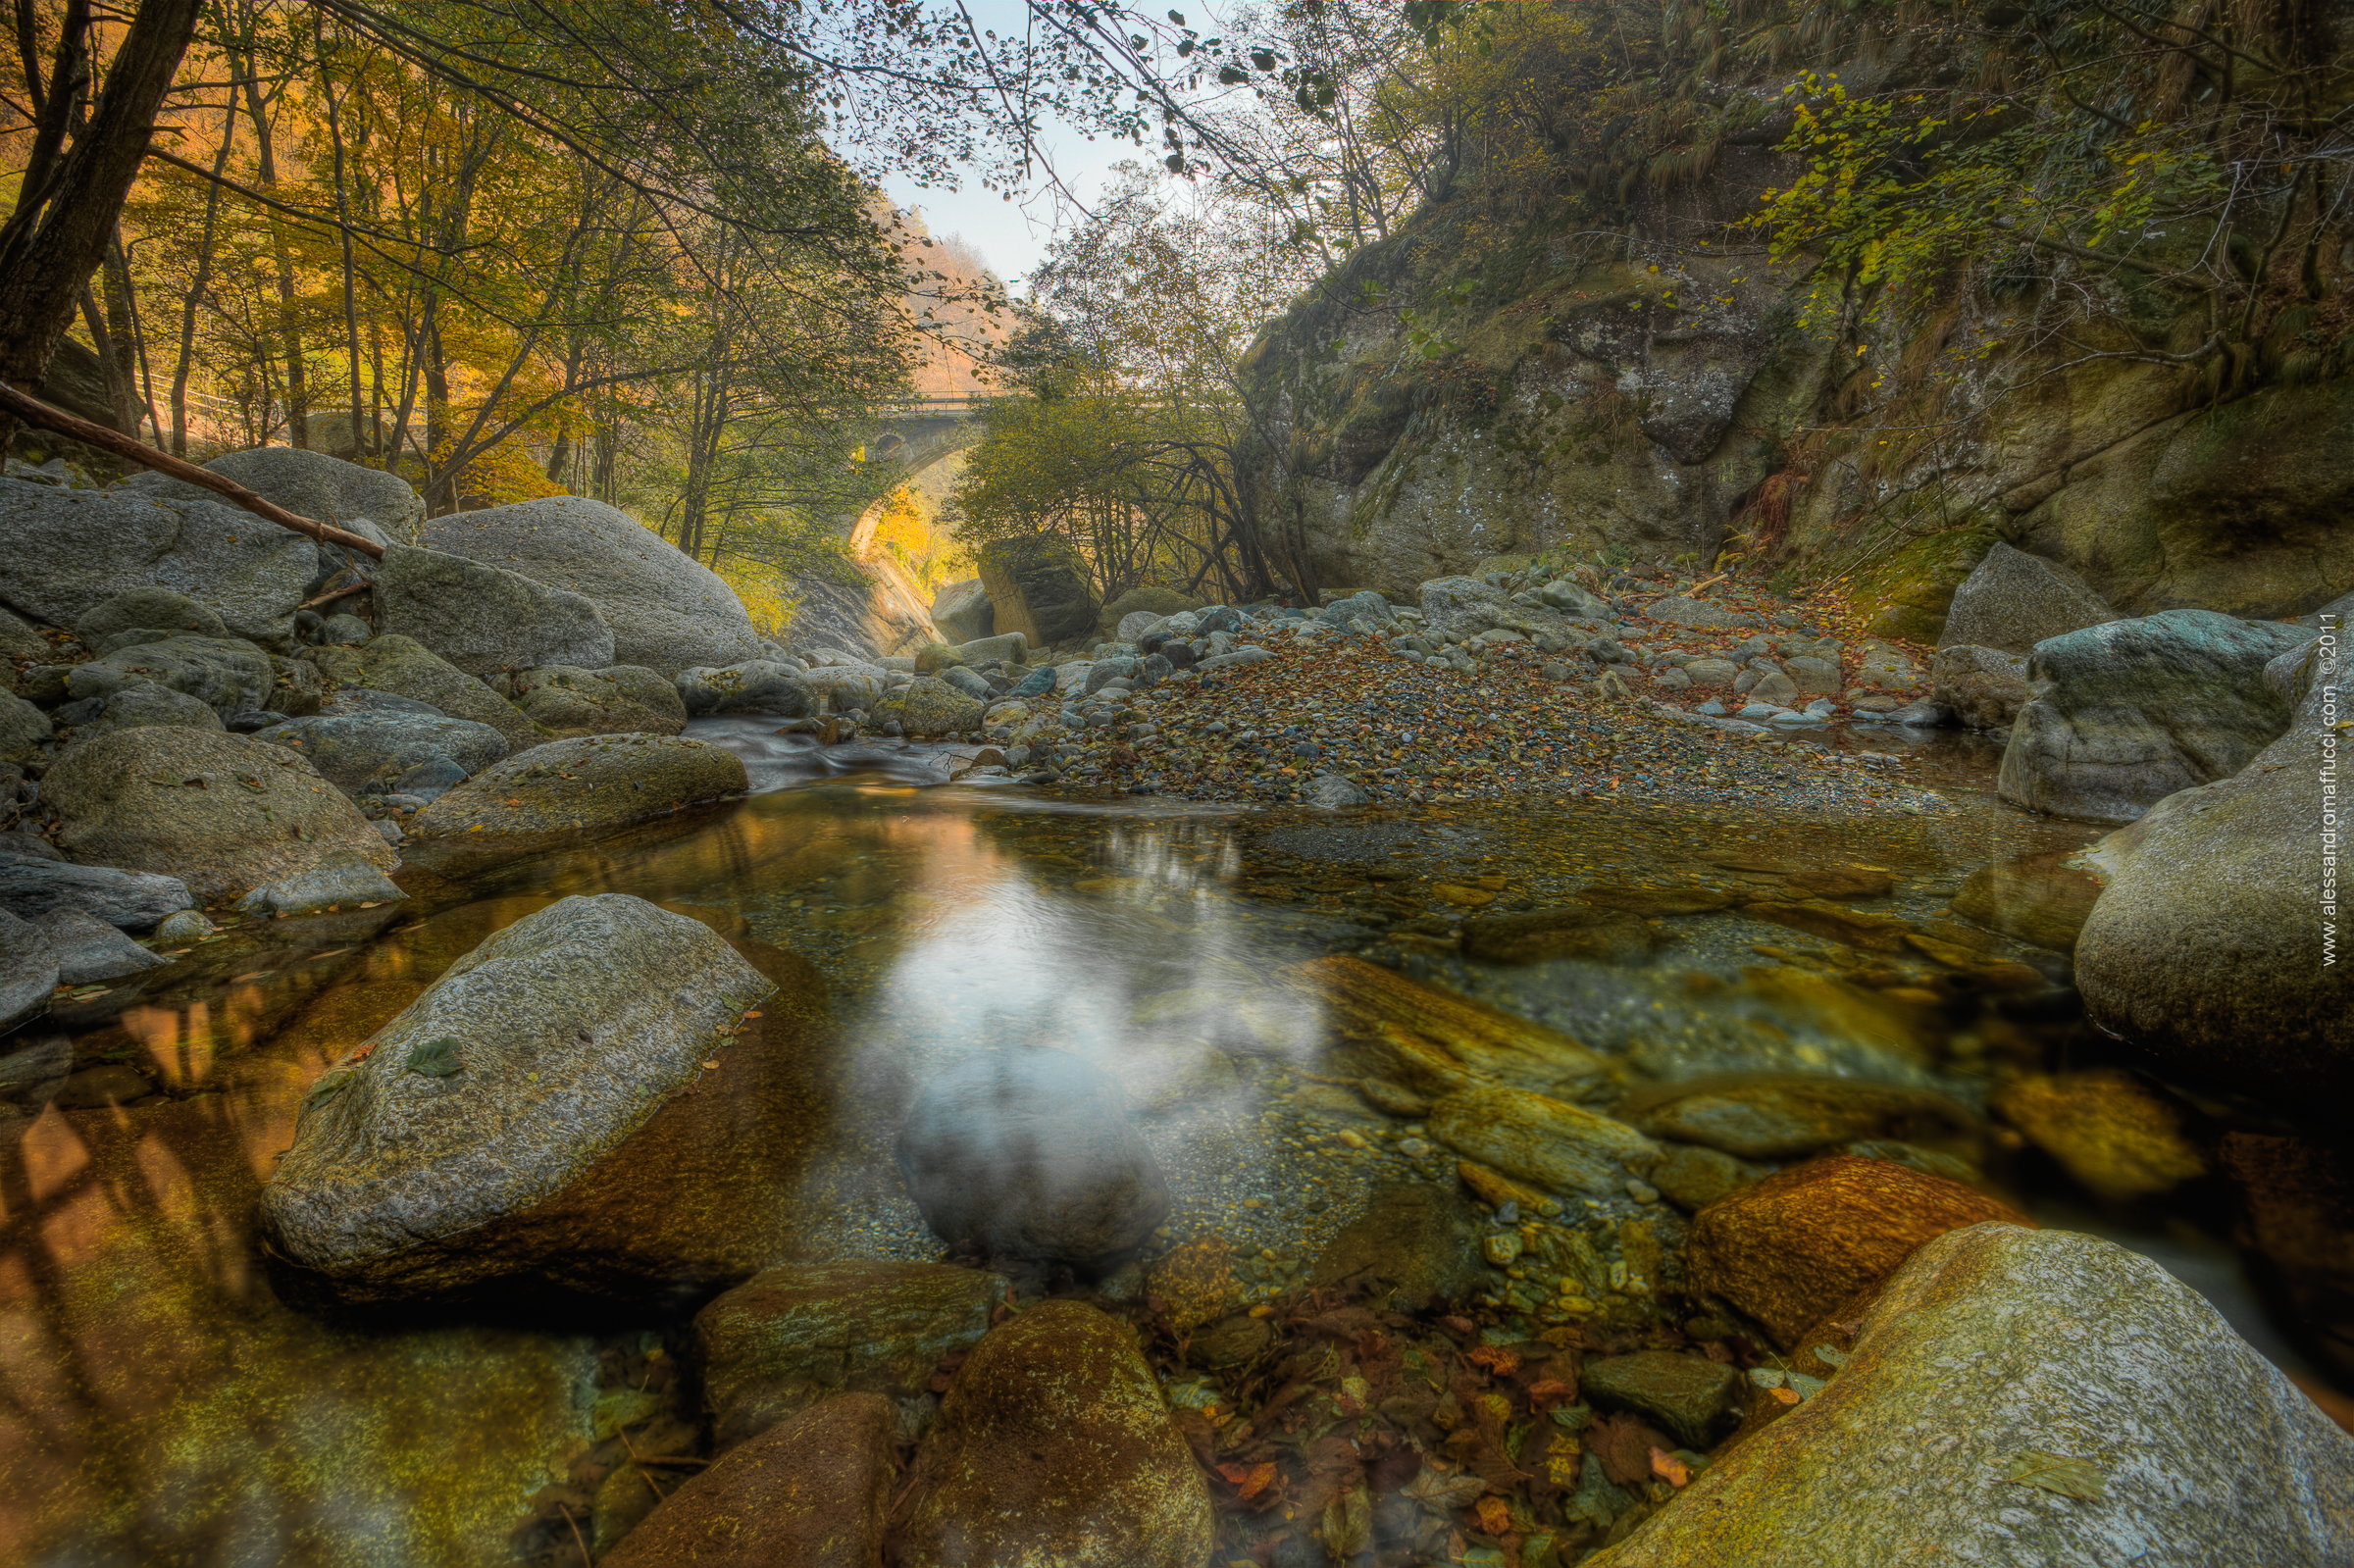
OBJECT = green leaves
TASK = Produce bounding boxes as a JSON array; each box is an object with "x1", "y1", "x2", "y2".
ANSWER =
[
  {"x1": 406, "y1": 1037, "x2": 465, "y2": 1078},
  {"x1": 2002, "y1": 1451, "x2": 2106, "y2": 1502}
]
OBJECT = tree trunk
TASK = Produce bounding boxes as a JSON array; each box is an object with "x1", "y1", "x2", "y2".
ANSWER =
[
  {"x1": 171, "y1": 95, "x2": 238, "y2": 456},
  {"x1": 0, "y1": 0, "x2": 203, "y2": 451}
]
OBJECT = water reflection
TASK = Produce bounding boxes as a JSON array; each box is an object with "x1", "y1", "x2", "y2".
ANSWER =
[{"x1": 0, "y1": 718, "x2": 2341, "y2": 1560}]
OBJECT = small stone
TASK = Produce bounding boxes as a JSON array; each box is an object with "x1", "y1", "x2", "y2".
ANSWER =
[
  {"x1": 153, "y1": 908, "x2": 213, "y2": 945},
  {"x1": 1482, "y1": 1232, "x2": 1524, "y2": 1267},
  {"x1": 1625, "y1": 1179, "x2": 1660, "y2": 1204},
  {"x1": 1582, "y1": 1350, "x2": 1745, "y2": 1448}
]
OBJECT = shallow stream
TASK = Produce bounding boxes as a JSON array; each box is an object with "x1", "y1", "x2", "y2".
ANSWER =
[{"x1": 0, "y1": 715, "x2": 2337, "y2": 1563}]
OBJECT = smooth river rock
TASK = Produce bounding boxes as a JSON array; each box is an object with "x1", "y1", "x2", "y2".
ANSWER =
[
  {"x1": 408, "y1": 733, "x2": 746, "y2": 843},
  {"x1": 304, "y1": 634, "x2": 544, "y2": 749},
  {"x1": 677, "y1": 660, "x2": 816, "y2": 720},
  {"x1": 251, "y1": 711, "x2": 510, "y2": 798},
  {"x1": 693, "y1": 1260, "x2": 1008, "y2": 1447},
  {"x1": 2074, "y1": 639, "x2": 2354, "y2": 1095},
  {"x1": 896, "y1": 1050, "x2": 1170, "y2": 1273},
  {"x1": 898, "y1": 1299, "x2": 1214, "y2": 1568},
  {"x1": 506, "y1": 665, "x2": 685, "y2": 737},
  {"x1": 43, "y1": 728, "x2": 395, "y2": 904},
  {"x1": 0, "y1": 853, "x2": 194, "y2": 931},
  {"x1": 64, "y1": 634, "x2": 274, "y2": 718},
  {"x1": 258, "y1": 894, "x2": 778, "y2": 1304},
  {"x1": 1588, "y1": 1226, "x2": 2354, "y2": 1568},
  {"x1": 1997, "y1": 608, "x2": 2318, "y2": 823},
  {"x1": 0, "y1": 910, "x2": 57, "y2": 1031},
  {"x1": 31, "y1": 907, "x2": 166, "y2": 984},
  {"x1": 374, "y1": 542, "x2": 615, "y2": 681},
  {"x1": 126, "y1": 446, "x2": 426, "y2": 539},
  {"x1": 421, "y1": 496, "x2": 766, "y2": 677}
]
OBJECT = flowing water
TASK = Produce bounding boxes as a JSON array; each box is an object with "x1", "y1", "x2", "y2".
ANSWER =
[{"x1": 0, "y1": 717, "x2": 2335, "y2": 1564}]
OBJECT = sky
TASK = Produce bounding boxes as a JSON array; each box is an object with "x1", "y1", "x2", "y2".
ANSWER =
[{"x1": 869, "y1": 0, "x2": 1226, "y2": 286}]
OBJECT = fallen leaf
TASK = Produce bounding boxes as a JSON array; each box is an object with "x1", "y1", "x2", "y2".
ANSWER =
[
  {"x1": 2003, "y1": 1451, "x2": 2105, "y2": 1501},
  {"x1": 1402, "y1": 1467, "x2": 1485, "y2": 1513},
  {"x1": 1474, "y1": 1494, "x2": 1511, "y2": 1535},
  {"x1": 1322, "y1": 1488, "x2": 1372, "y2": 1556},
  {"x1": 1650, "y1": 1447, "x2": 1691, "y2": 1488},
  {"x1": 1216, "y1": 1461, "x2": 1281, "y2": 1501},
  {"x1": 700, "y1": 1060, "x2": 719, "y2": 1070},
  {"x1": 1466, "y1": 1345, "x2": 1520, "y2": 1377},
  {"x1": 1526, "y1": 1379, "x2": 1577, "y2": 1407},
  {"x1": 1767, "y1": 1386, "x2": 1802, "y2": 1406}
]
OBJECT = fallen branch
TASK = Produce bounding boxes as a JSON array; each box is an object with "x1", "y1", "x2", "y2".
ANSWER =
[
  {"x1": 296, "y1": 578, "x2": 373, "y2": 612},
  {"x1": 0, "y1": 380, "x2": 386, "y2": 560}
]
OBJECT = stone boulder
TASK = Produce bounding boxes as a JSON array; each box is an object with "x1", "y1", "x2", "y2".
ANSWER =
[
  {"x1": 978, "y1": 536, "x2": 1100, "y2": 647},
  {"x1": 897, "y1": 1299, "x2": 1213, "y2": 1568},
  {"x1": 801, "y1": 662, "x2": 890, "y2": 714},
  {"x1": 693, "y1": 1261, "x2": 1008, "y2": 1446},
  {"x1": 677, "y1": 660, "x2": 816, "y2": 720},
  {"x1": 43, "y1": 728, "x2": 395, "y2": 904},
  {"x1": 250, "y1": 711, "x2": 509, "y2": 797},
  {"x1": 886, "y1": 677, "x2": 984, "y2": 737},
  {"x1": 952, "y1": 632, "x2": 1028, "y2": 666},
  {"x1": 0, "y1": 477, "x2": 318, "y2": 645},
  {"x1": 126, "y1": 446, "x2": 425, "y2": 539},
  {"x1": 303, "y1": 633, "x2": 541, "y2": 749},
  {"x1": 32, "y1": 907, "x2": 167, "y2": 984},
  {"x1": 1319, "y1": 588, "x2": 1399, "y2": 631},
  {"x1": 1587, "y1": 1226, "x2": 2354, "y2": 1568},
  {"x1": 0, "y1": 911, "x2": 56, "y2": 1032},
  {"x1": 373, "y1": 542, "x2": 614, "y2": 680},
  {"x1": 71, "y1": 585, "x2": 227, "y2": 646},
  {"x1": 0, "y1": 854, "x2": 194, "y2": 930},
  {"x1": 232, "y1": 849, "x2": 408, "y2": 917},
  {"x1": 408, "y1": 733, "x2": 746, "y2": 843},
  {"x1": 1935, "y1": 540, "x2": 2118, "y2": 653},
  {"x1": 507, "y1": 665, "x2": 686, "y2": 737},
  {"x1": 1098, "y1": 583, "x2": 1202, "y2": 643},
  {"x1": 420, "y1": 496, "x2": 765, "y2": 677},
  {"x1": 1420, "y1": 576, "x2": 1521, "y2": 639},
  {"x1": 257, "y1": 894, "x2": 777, "y2": 1302},
  {"x1": 0, "y1": 691, "x2": 52, "y2": 763},
  {"x1": 896, "y1": 1050, "x2": 1170, "y2": 1272},
  {"x1": 931, "y1": 578, "x2": 994, "y2": 643},
  {"x1": 63, "y1": 634, "x2": 273, "y2": 720},
  {"x1": 1642, "y1": 594, "x2": 1761, "y2": 633},
  {"x1": 1998, "y1": 609, "x2": 2318, "y2": 824},
  {"x1": 598, "y1": 1393, "x2": 896, "y2": 1568},
  {"x1": 2073, "y1": 640, "x2": 2354, "y2": 1096},
  {"x1": 1687, "y1": 1155, "x2": 2030, "y2": 1346},
  {"x1": 1929, "y1": 643, "x2": 2031, "y2": 729}
]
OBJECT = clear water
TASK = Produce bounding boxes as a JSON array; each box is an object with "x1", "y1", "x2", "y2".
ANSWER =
[{"x1": 0, "y1": 716, "x2": 2332, "y2": 1563}]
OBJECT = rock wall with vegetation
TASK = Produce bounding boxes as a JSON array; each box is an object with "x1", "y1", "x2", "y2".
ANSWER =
[{"x1": 1236, "y1": 0, "x2": 2354, "y2": 640}]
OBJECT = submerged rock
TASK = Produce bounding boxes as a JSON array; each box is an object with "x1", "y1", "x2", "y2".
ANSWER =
[
  {"x1": 1426, "y1": 1083, "x2": 1662, "y2": 1195},
  {"x1": 1588, "y1": 1226, "x2": 2354, "y2": 1568},
  {"x1": 258, "y1": 894, "x2": 777, "y2": 1303},
  {"x1": 1621, "y1": 1075, "x2": 1979, "y2": 1161},
  {"x1": 1948, "y1": 848, "x2": 2105, "y2": 953},
  {"x1": 1687, "y1": 1155, "x2": 2030, "y2": 1347},
  {"x1": 693, "y1": 1260, "x2": 1008, "y2": 1447},
  {"x1": 1308, "y1": 1181, "x2": 1489, "y2": 1309},
  {"x1": 1997, "y1": 609, "x2": 2317, "y2": 824},
  {"x1": 43, "y1": 728, "x2": 394, "y2": 904},
  {"x1": 898, "y1": 1299, "x2": 1213, "y2": 1568},
  {"x1": 896, "y1": 1050, "x2": 1169, "y2": 1272},
  {"x1": 1990, "y1": 1070, "x2": 2204, "y2": 1202},
  {"x1": 1582, "y1": 1351, "x2": 1744, "y2": 1450},
  {"x1": 407, "y1": 733, "x2": 746, "y2": 844},
  {"x1": 599, "y1": 1393, "x2": 896, "y2": 1568}
]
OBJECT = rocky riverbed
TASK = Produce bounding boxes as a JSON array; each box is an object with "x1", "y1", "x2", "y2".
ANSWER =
[{"x1": 0, "y1": 451, "x2": 2346, "y2": 1565}]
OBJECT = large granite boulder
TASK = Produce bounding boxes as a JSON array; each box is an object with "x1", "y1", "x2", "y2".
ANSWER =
[
  {"x1": 1587, "y1": 1226, "x2": 2354, "y2": 1568},
  {"x1": 931, "y1": 578, "x2": 994, "y2": 643},
  {"x1": 1935, "y1": 540, "x2": 2118, "y2": 653},
  {"x1": 303, "y1": 633, "x2": 541, "y2": 749},
  {"x1": 2074, "y1": 640, "x2": 2354, "y2": 1096},
  {"x1": 978, "y1": 535, "x2": 1100, "y2": 647},
  {"x1": 898, "y1": 1299, "x2": 1213, "y2": 1568},
  {"x1": 676, "y1": 660, "x2": 816, "y2": 720},
  {"x1": 0, "y1": 478, "x2": 317, "y2": 645},
  {"x1": 43, "y1": 727, "x2": 395, "y2": 904},
  {"x1": 1929, "y1": 644, "x2": 2031, "y2": 729},
  {"x1": 0, "y1": 854, "x2": 194, "y2": 930},
  {"x1": 250, "y1": 712, "x2": 509, "y2": 798},
  {"x1": 373, "y1": 543, "x2": 613, "y2": 680},
  {"x1": 692, "y1": 1260, "x2": 1008, "y2": 1446},
  {"x1": 598, "y1": 1393, "x2": 896, "y2": 1568},
  {"x1": 420, "y1": 497, "x2": 765, "y2": 677},
  {"x1": 407, "y1": 733, "x2": 746, "y2": 843},
  {"x1": 32, "y1": 906, "x2": 168, "y2": 984},
  {"x1": 506, "y1": 665, "x2": 685, "y2": 737},
  {"x1": 1997, "y1": 609, "x2": 2318, "y2": 823},
  {"x1": 65, "y1": 635, "x2": 275, "y2": 719},
  {"x1": 885, "y1": 677, "x2": 983, "y2": 737},
  {"x1": 72, "y1": 585, "x2": 228, "y2": 646},
  {"x1": 257, "y1": 895, "x2": 777, "y2": 1303},
  {"x1": 896, "y1": 1050, "x2": 1170, "y2": 1272},
  {"x1": 126, "y1": 446, "x2": 425, "y2": 538}
]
